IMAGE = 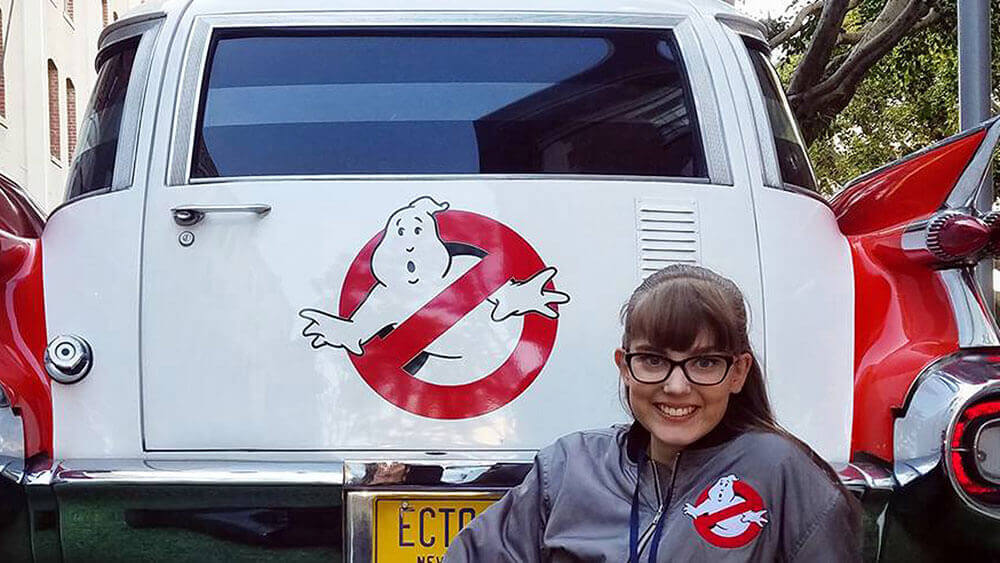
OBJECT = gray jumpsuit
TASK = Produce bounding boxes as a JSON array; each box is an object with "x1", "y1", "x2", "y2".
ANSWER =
[{"x1": 444, "y1": 424, "x2": 860, "y2": 562}]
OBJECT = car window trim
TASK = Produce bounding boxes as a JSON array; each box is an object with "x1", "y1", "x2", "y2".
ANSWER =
[
  {"x1": 60, "y1": 17, "x2": 162, "y2": 211},
  {"x1": 741, "y1": 36, "x2": 820, "y2": 194},
  {"x1": 166, "y1": 11, "x2": 732, "y2": 187}
]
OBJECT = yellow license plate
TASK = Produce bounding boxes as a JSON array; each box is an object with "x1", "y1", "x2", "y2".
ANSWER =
[{"x1": 373, "y1": 495, "x2": 500, "y2": 562}]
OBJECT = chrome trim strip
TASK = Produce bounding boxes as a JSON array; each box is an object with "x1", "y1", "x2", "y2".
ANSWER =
[
  {"x1": 893, "y1": 356, "x2": 987, "y2": 487},
  {"x1": 169, "y1": 14, "x2": 213, "y2": 187},
  {"x1": 947, "y1": 116, "x2": 1000, "y2": 209},
  {"x1": 0, "y1": 403, "x2": 24, "y2": 484},
  {"x1": 167, "y1": 10, "x2": 732, "y2": 186},
  {"x1": 837, "y1": 462, "x2": 897, "y2": 494},
  {"x1": 344, "y1": 460, "x2": 532, "y2": 488},
  {"x1": 938, "y1": 268, "x2": 1000, "y2": 348},
  {"x1": 18, "y1": 458, "x2": 536, "y2": 487},
  {"x1": 719, "y1": 22, "x2": 781, "y2": 191},
  {"x1": 187, "y1": 173, "x2": 715, "y2": 185},
  {"x1": 98, "y1": 11, "x2": 167, "y2": 50},
  {"x1": 110, "y1": 21, "x2": 163, "y2": 193},
  {"x1": 900, "y1": 218, "x2": 932, "y2": 252},
  {"x1": 0, "y1": 457, "x2": 24, "y2": 484},
  {"x1": 673, "y1": 17, "x2": 731, "y2": 185},
  {"x1": 715, "y1": 14, "x2": 766, "y2": 41},
  {"x1": 26, "y1": 460, "x2": 346, "y2": 486}
]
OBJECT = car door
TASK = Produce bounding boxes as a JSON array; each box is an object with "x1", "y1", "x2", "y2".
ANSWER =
[{"x1": 138, "y1": 11, "x2": 763, "y2": 452}]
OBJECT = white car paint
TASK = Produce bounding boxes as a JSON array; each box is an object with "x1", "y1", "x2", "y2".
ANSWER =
[{"x1": 45, "y1": 0, "x2": 853, "y2": 463}]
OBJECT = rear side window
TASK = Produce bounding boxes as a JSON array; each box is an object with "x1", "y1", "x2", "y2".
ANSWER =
[
  {"x1": 744, "y1": 39, "x2": 817, "y2": 192},
  {"x1": 65, "y1": 39, "x2": 138, "y2": 200},
  {"x1": 191, "y1": 28, "x2": 707, "y2": 179}
]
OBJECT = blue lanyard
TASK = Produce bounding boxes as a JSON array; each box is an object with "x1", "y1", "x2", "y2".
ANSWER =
[{"x1": 628, "y1": 449, "x2": 670, "y2": 563}]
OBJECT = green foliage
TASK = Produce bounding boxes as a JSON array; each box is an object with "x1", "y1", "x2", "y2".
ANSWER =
[{"x1": 771, "y1": 0, "x2": 1000, "y2": 197}]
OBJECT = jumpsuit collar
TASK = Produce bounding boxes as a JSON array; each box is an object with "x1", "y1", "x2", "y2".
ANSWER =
[{"x1": 624, "y1": 421, "x2": 742, "y2": 467}]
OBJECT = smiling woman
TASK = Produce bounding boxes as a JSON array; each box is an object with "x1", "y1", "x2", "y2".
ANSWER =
[{"x1": 444, "y1": 265, "x2": 862, "y2": 562}]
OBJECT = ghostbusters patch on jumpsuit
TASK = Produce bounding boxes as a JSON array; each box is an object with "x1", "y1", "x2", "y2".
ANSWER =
[{"x1": 683, "y1": 474, "x2": 768, "y2": 548}]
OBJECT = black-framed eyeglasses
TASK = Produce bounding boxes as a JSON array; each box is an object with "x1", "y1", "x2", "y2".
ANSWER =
[{"x1": 623, "y1": 350, "x2": 735, "y2": 386}]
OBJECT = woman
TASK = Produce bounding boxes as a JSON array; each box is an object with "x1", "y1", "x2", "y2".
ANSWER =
[{"x1": 444, "y1": 265, "x2": 861, "y2": 562}]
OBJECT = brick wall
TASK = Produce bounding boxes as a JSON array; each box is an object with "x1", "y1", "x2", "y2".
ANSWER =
[
  {"x1": 48, "y1": 60, "x2": 59, "y2": 160},
  {"x1": 66, "y1": 78, "x2": 75, "y2": 160}
]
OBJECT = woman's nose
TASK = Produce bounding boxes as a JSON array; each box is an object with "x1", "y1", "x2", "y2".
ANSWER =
[{"x1": 661, "y1": 365, "x2": 691, "y2": 394}]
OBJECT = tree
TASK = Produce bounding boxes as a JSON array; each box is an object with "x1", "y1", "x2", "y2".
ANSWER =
[
  {"x1": 768, "y1": 0, "x2": 1000, "y2": 194},
  {"x1": 770, "y1": 0, "x2": 945, "y2": 144}
]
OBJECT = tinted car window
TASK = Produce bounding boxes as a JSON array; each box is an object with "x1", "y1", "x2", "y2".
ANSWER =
[
  {"x1": 65, "y1": 40, "x2": 138, "y2": 200},
  {"x1": 192, "y1": 28, "x2": 707, "y2": 178},
  {"x1": 744, "y1": 39, "x2": 818, "y2": 192}
]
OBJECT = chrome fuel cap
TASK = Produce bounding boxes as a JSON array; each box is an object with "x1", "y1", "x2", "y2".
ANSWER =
[{"x1": 45, "y1": 335, "x2": 93, "y2": 384}]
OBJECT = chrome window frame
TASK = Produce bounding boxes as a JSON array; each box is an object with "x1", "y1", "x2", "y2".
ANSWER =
[
  {"x1": 59, "y1": 16, "x2": 163, "y2": 208},
  {"x1": 735, "y1": 34, "x2": 821, "y2": 197},
  {"x1": 166, "y1": 11, "x2": 734, "y2": 187}
]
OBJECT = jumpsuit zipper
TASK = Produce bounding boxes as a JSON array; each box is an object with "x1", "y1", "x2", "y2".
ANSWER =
[{"x1": 636, "y1": 451, "x2": 681, "y2": 558}]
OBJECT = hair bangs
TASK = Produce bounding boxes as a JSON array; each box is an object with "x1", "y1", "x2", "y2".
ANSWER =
[{"x1": 623, "y1": 278, "x2": 741, "y2": 354}]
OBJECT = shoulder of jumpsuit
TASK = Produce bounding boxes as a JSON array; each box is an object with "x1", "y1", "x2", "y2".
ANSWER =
[
  {"x1": 534, "y1": 425, "x2": 636, "y2": 503},
  {"x1": 680, "y1": 431, "x2": 841, "y2": 502}
]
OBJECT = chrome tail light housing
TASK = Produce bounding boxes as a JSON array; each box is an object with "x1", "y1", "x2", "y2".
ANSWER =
[{"x1": 895, "y1": 352, "x2": 1000, "y2": 518}]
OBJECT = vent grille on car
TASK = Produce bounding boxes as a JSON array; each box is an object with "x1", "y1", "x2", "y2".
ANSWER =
[{"x1": 636, "y1": 199, "x2": 700, "y2": 277}]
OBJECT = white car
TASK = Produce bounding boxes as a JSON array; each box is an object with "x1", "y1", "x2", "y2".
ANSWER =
[{"x1": 0, "y1": 0, "x2": 998, "y2": 560}]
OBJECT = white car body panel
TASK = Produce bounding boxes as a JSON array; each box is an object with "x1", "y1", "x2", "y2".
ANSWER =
[
  {"x1": 44, "y1": 190, "x2": 145, "y2": 459},
  {"x1": 753, "y1": 189, "x2": 854, "y2": 461},
  {"x1": 44, "y1": 0, "x2": 853, "y2": 464}
]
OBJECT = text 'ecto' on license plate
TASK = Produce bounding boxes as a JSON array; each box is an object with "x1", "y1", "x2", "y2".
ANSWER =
[{"x1": 373, "y1": 495, "x2": 500, "y2": 562}]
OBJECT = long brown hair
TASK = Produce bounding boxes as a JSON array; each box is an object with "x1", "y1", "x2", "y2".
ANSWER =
[{"x1": 619, "y1": 264, "x2": 856, "y2": 503}]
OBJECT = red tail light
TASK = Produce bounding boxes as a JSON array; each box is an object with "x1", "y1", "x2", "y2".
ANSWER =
[
  {"x1": 950, "y1": 399, "x2": 1000, "y2": 503},
  {"x1": 983, "y1": 211, "x2": 1000, "y2": 256},
  {"x1": 926, "y1": 212, "x2": 991, "y2": 264}
]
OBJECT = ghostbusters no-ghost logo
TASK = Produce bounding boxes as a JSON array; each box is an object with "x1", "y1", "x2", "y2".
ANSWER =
[
  {"x1": 298, "y1": 196, "x2": 569, "y2": 419},
  {"x1": 683, "y1": 474, "x2": 768, "y2": 548}
]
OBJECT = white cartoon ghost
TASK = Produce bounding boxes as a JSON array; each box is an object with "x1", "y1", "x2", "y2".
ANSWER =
[
  {"x1": 683, "y1": 475, "x2": 768, "y2": 538},
  {"x1": 299, "y1": 196, "x2": 569, "y2": 383}
]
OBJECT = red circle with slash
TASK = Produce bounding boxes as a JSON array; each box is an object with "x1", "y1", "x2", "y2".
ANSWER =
[
  {"x1": 338, "y1": 210, "x2": 559, "y2": 419},
  {"x1": 691, "y1": 480, "x2": 767, "y2": 548}
]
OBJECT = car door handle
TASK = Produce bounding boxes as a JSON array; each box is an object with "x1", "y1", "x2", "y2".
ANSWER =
[{"x1": 171, "y1": 204, "x2": 271, "y2": 226}]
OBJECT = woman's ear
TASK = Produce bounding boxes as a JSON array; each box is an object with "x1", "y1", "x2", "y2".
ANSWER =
[
  {"x1": 729, "y1": 353, "x2": 752, "y2": 394},
  {"x1": 614, "y1": 348, "x2": 630, "y2": 385}
]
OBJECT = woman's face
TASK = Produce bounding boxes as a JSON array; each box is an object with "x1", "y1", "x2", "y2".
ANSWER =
[{"x1": 615, "y1": 332, "x2": 751, "y2": 462}]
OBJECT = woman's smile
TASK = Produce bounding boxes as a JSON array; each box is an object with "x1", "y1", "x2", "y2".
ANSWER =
[{"x1": 654, "y1": 403, "x2": 700, "y2": 420}]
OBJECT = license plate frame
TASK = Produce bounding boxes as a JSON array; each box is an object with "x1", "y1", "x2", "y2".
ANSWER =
[{"x1": 346, "y1": 489, "x2": 503, "y2": 562}]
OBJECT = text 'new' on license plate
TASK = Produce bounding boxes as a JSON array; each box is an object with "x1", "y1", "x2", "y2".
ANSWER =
[{"x1": 373, "y1": 495, "x2": 500, "y2": 562}]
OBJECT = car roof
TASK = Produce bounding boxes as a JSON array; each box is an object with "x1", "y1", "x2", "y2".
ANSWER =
[{"x1": 121, "y1": 0, "x2": 750, "y2": 22}]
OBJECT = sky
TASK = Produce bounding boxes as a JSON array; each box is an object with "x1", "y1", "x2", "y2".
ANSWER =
[{"x1": 736, "y1": 0, "x2": 797, "y2": 19}]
